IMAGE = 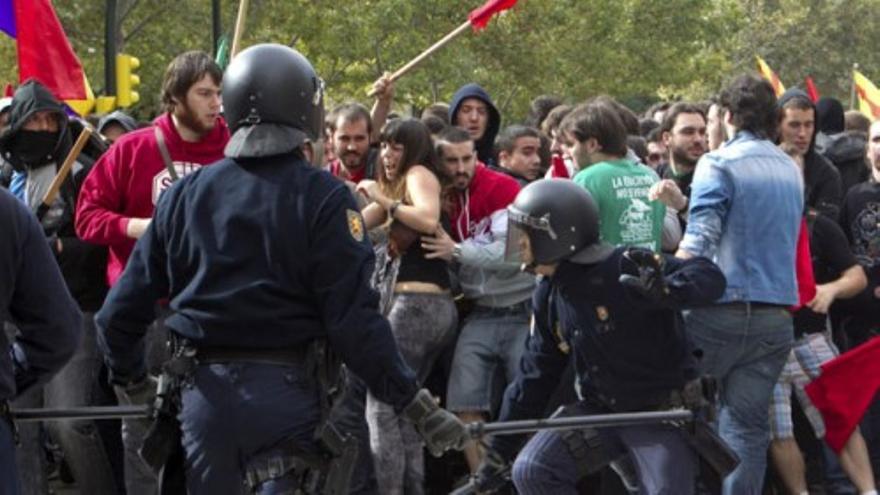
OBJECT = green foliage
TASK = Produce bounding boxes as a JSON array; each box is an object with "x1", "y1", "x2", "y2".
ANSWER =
[{"x1": 0, "y1": 0, "x2": 877, "y2": 122}]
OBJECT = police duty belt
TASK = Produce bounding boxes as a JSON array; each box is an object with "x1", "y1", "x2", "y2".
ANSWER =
[
  {"x1": 11, "y1": 405, "x2": 152, "y2": 422},
  {"x1": 466, "y1": 409, "x2": 694, "y2": 438}
]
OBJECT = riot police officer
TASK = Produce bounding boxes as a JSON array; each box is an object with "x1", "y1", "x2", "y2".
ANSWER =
[
  {"x1": 470, "y1": 179, "x2": 728, "y2": 494},
  {"x1": 95, "y1": 44, "x2": 466, "y2": 494}
]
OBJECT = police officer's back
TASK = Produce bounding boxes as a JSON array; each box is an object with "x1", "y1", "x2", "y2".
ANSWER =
[{"x1": 96, "y1": 44, "x2": 467, "y2": 494}]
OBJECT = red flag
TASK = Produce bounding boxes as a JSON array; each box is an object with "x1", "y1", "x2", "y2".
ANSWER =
[
  {"x1": 805, "y1": 337, "x2": 880, "y2": 453},
  {"x1": 468, "y1": 0, "x2": 518, "y2": 31},
  {"x1": 805, "y1": 76, "x2": 820, "y2": 103},
  {"x1": 0, "y1": 0, "x2": 94, "y2": 114},
  {"x1": 3, "y1": 83, "x2": 12, "y2": 97},
  {"x1": 792, "y1": 217, "x2": 816, "y2": 311}
]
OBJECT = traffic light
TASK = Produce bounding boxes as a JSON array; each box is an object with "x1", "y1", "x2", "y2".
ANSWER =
[{"x1": 115, "y1": 54, "x2": 140, "y2": 108}]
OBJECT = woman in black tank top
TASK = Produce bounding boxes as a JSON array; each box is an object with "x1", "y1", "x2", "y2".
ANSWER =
[{"x1": 357, "y1": 118, "x2": 457, "y2": 494}]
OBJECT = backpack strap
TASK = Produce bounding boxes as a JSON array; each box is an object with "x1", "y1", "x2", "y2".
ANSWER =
[{"x1": 154, "y1": 126, "x2": 178, "y2": 182}]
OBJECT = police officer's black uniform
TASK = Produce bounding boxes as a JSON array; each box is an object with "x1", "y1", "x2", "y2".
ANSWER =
[
  {"x1": 471, "y1": 179, "x2": 728, "y2": 495},
  {"x1": 95, "y1": 44, "x2": 466, "y2": 495}
]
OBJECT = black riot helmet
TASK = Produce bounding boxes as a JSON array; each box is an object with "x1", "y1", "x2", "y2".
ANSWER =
[
  {"x1": 506, "y1": 179, "x2": 613, "y2": 266},
  {"x1": 222, "y1": 43, "x2": 325, "y2": 159}
]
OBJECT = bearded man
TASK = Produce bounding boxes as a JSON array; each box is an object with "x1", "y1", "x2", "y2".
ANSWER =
[{"x1": 75, "y1": 50, "x2": 229, "y2": 495}]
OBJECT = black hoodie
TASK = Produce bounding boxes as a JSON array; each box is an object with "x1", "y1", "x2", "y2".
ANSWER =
[
  {"x1": 777, "y1": 88, "x2": 843, "y2": 220},
  {"x1": 0, "y1": 80, "x2": 107, "y2": 311},
  {"x1": 449, "y1": 83, "x2": 501, "y2": 167}
]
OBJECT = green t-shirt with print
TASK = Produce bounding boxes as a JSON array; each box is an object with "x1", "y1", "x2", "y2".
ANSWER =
[{"x1": 572, "y1": 159, "x2": 665, "y2": 251}]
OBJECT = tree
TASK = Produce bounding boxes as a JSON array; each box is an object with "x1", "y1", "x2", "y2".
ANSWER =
[{"x1": 0, "y1": 0, "x2": 877, "y2": 122}]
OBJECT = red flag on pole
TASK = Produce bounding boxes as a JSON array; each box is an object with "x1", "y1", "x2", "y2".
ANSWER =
[
  {"x1": 805, "y1": 337, "x2": 880, "y2": 453},
  {"x1": 805, "y1": 76, "x2": 820, "y2": 103},
  {"x1": 0, "y1": 0, "x2": 94, "y2": 114},
  {"x1": 468, "y1": 0, "x2": 518, "y2": 31}
]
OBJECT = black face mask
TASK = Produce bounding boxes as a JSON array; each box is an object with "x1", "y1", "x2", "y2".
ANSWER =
[{"x1": 11, "y1": 130, "x2": 60, "y2": 168}]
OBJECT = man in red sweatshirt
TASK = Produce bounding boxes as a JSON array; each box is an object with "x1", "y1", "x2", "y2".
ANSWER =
[
  {"x1": 74, "y1": 50, "x2": 229, "y2": 495},
  {"x1": 76, "y1": 51, "x2": 229, "y2": 287}
]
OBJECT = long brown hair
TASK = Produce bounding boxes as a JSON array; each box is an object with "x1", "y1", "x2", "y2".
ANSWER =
[{"x1": 378, "y1": 118, "x2": 438, "y2": 201}]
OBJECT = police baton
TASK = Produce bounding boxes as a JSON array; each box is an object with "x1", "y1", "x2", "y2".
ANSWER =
[
  {"x1": 465, "y1": 409, "x2": 694, "y2": 438},
  {"x1": 11, "y1": 405, "x2": 152, "y2": 423},
  {"x1": 451, "y1": 409, "x2": 696, "y2": 495}
]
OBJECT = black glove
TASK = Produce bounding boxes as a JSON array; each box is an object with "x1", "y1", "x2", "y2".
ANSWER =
[
  {"x1": 403, "y1": 388, "x2": 468, "y2": 457},
  {"x1": 619, "y1": 248, "x2": 669, "y2": 303}
]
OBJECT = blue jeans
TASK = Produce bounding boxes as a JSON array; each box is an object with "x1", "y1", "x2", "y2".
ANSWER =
[
  {"x1": 178, "y1": 362, "x2": 322, "y2": 494},
  {"x1": 685, "y1": 304, "x2": 793, "y2": 495},
  {"x1": 511, "y1": 408, "x2": 696, "y2": 494},
  {"x1": 447, "y1": 303, "x2": 530, "y2": 414}
]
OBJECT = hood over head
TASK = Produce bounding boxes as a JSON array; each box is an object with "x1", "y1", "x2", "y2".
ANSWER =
[
  {"x1": 449, "y1": 83, "x2": 500, "y2": 165},
  {"x1": 0, "y1": 79, "x2": 70, "y2": 171},
  {"x1": 97, "y1": 110, "x2": 138, "y2": 134}
]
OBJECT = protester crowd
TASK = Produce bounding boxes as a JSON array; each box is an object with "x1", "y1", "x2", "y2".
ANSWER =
[{"x1": 0, "y1": 47, "x2": 878, "y2": 495}]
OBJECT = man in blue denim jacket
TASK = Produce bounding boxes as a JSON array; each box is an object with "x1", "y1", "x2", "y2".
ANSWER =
[{"x1": 676, "y1": 74, "x2": 804, "y2": 495}]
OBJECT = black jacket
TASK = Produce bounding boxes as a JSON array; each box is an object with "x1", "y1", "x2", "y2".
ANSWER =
[
  {"x1": 778, "y1": 88, "x2": 844, "y2": 220},
  {"x1": 0, "y1": 188, "x2": 81, "y2": 399},
  {"x1": 96, "y1": 153, "x2": 419, "y2": 410},
  {"x1": 0, "y1": 80, "x2": 107, "y2": 311},
  {"x1": 490, "y1": 248, "x2": 726, "y2": 458},
  {"x1": 815, "y1": 131, "x2": 870, "y2": 195}
]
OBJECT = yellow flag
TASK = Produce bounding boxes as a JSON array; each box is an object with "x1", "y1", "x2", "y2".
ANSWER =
[
  {"x1": 854, "y1": 70, "x2": 880, "y2": 120},
  {"x1": 755, "y1": 56, "x2": 786, "y2": 97}
]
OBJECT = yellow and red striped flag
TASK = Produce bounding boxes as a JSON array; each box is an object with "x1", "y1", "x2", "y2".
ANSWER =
[
  {"x1": 756, "y1": 56, "x2": 786, "y2": 97},
  {"x1": 853, "y1": 69, "x2": 880, "y2": 120}
]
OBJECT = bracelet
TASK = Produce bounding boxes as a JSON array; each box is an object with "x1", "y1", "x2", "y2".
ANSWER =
[{"x1": 389, "y1": 200, "x2": 402, "y2": 218}]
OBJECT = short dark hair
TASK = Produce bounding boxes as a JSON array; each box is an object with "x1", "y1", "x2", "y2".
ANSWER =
[
  {"x1": 639, "y1": 118, "x2": 659, "y2": 138},
  {"x1": 160, "y1": 51, "x2": 222, "y2": 113},
  {"x1": 719, "y1": 74, "x2": 779, "y2": 139},
  {"x1": 660, "y1": 102, "x2": 706, "y2": 134},
  {"x1": 627, "y1": 135, "x2": 648, "y2": 163},
  {"x1": 541, "y1": 104, "x2": 573, "y2": 136},
  {"x1": 326, "y1": 102, "x2": 372, "y2": 135},
  {"x1": 421, "y1": 115, "x2": 447, "y2": 135},
  {"x1": 591, "y1": 95, "x2": 640, "y2": 135},
  {"x1": 645, "y1": 101, "x2": 672, "y2": 120},
  {"x1": 496, "y1": 125, "x2": 541, "y2": 155},
  {"x1": 422, "y1": 103, "x2": 450, "y2": 124},
  {"x1": 646, "y1": 126, "x2": 663, "y2": 144},
  {"x1": 525, "y1": 95, "x2": 564, "y2": 129},
  {"x1": 560, "y1": 102, "x2": 628, "y2": 157},
  {"x1": 379, "y1": 118, "x2": 438, "y2": 190},
  {"x1": 434, "y1": 126, "x2": 472, "y2": 159}
]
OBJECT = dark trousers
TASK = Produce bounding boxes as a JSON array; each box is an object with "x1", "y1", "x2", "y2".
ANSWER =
[{"x1": 178, "y1": 362, "x2": 322, "y2": 494}]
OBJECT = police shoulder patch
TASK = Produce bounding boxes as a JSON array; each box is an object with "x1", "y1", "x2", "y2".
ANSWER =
[{"x1": 347, "y1": 209, "x2": 365, "y2": 242}]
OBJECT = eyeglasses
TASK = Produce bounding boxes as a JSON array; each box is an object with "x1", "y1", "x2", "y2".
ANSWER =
[{"x1": 647, "y1": 153, "x2": 663, "y2": 162}]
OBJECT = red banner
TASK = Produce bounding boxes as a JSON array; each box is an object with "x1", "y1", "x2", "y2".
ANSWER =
[{"x1": 468, "y1": 0, "x2": 518, "y2": 31}]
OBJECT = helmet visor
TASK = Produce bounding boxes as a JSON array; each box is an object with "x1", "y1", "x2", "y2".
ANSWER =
[{"x1": 505, "y1": 220, "x2": 534, "y2": 267}]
